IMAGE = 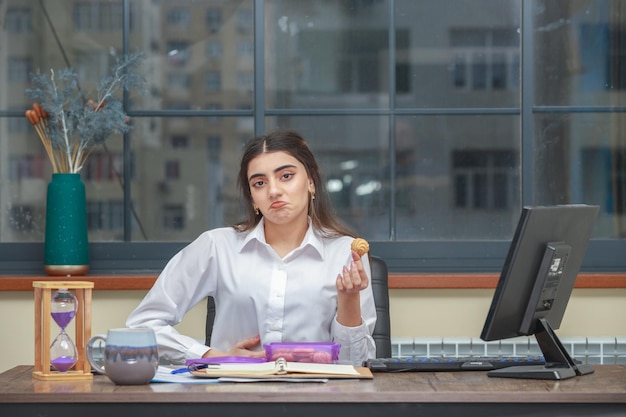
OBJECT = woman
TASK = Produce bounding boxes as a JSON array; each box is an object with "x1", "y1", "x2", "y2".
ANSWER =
[{"x1": 126, "y1": 130, "x2": 377, "y2": 366}]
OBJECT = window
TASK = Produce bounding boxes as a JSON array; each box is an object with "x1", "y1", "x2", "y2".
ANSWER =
[
  {"x1": 83, "y1": 152, "x2": 123, "y2": 182},
  {"x1": 237, "y1": 72, "x2": 253, "y2": 92},
  {"x1": 165, "y1": 160, "x2": 180, "y2": 180},
  {"x1": 73, "y1": 2, "x2": 124, "y2": 31},
  {"x1": 206, "y1": 40, "x2": 223, "y2": 59},
  {"x1": 207, "y1": 136, "x2": 222, "y2": 154},
  {"x1": 237, "y1": 40, "x2": 253, "y2": 57},
  {"x1": 236, "y1": 9, "x2": 253, "y2": 34},
  {"x1": 453, "y1": 150, "x2": 517, "y2": 210},
  {"x1": 450, "y1": 28, "x2": 519, "y2": 91},
  {"x1": 170, "y1": 136, "x2": 189, "y2": 149},
  {"x1": 580, "y1": 24, "x2": 626, "y2": 91},
  {"x1": 166, "y1": 8, "x2": 191, "y2": 26},
  {"x1": 6, "y1": 7, "x2": 32, "y2": 33},
  {"x1": 163, "y1": 205, "x2": 185, "y2": 230},
  {"x1": 87, "y1": 201, "x2": 124, "y2": 231},
  {"x1": 608, "y1": 29, "x2": 626, "y2": 90},
  {"x1": 206, "y1": 9, "x2": 222, "y2": 33},
  {"x1": 205, "y1": 71, "x2": 222, "y2": 92},
  {"x1": 335, "y1": 30, "x2": 385, "y2": 93},
  {"x1": 1, "y1": 1, "x2": 625, "y2": 274},
  {"x1": 8, "y1": 155, "x2": 46, "y2": 181}
]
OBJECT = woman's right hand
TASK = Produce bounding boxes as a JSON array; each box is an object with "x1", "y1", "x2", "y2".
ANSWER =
[{"x1": 202, "y1": 335, "x2": 266, "y2": 358}]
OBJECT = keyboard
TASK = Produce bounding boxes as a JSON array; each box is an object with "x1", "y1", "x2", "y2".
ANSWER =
[{"x1": 364, "y1": 356, "x2": 546, "y2": 372}]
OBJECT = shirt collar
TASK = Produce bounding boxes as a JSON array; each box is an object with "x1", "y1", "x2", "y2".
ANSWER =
[{"x1": 239, "y1": 217, "x2": 325, "y2": 259}]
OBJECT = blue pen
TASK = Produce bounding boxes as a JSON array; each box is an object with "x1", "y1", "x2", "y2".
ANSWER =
[{"x1": 171, "y1": 363, "x2": 212, "y2": 374}]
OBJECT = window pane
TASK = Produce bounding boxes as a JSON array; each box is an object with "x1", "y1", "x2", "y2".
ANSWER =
[
  {"x1": 129, "y1": 0, "x2": 254, "y2": 110},
  {"x1": 0, "y1": 0, "x2": 124, "y2": 243},
  {"x1": 128, "y1": 117, "x2": 252, "y2": 241},
  {"x1": 265, "y1": 0, "x2": 390, "y2": 109},
  {"x1": 395, "y1": 115, "x2": 521, "y2": 240},
  {"x1": 395, "y1": 0, "x2": 520, "y2": 108},
  {"x1": 265, "y1": 115, "x2": 390, "y2": 240},
  {"x1": 1, "y1": 0, "x2": 624, "y2": 273},
  {"x1": 533, "y1": 113, "x2": 626, "y2": 238},
  {"x1": 534, "y1": 1, "x2": 626, "y2": 106}
]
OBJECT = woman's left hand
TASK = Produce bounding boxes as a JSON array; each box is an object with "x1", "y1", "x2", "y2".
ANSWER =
[{"x1": 336, "y1": 250, "x2": 369, "y2": 294}]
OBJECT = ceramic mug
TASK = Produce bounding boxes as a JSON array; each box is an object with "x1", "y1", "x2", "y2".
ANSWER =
[{"x1": 87, "y1": 328, "x2": 159, "y2": 385}]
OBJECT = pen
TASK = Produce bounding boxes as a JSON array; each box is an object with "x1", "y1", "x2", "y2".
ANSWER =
[{"x1": 171, "y1": 363, "x2": 216, "y2": 374}]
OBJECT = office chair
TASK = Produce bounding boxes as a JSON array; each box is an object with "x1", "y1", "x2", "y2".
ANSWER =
[
  {"x1": 205, "y1": 255, "x2": 392, "y2": 358},
  {"x1": 369, "y1": 255, "x2": 392, "y2": 358}
]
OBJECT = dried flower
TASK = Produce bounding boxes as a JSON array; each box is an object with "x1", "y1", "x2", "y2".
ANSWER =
[{"x1": 25, "y1": 51, "x2": 146, "y2": 173}]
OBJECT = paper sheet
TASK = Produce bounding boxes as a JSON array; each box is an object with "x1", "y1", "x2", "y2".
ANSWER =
[
  {"x1": 151, "y1": 366, "x2": 330, "y2": 383},
  {"x1": 151, "y1": 366, "x2": 220, "y2": 384}
]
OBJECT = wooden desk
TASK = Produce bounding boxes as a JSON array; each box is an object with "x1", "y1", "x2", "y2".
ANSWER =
[{"x1": 1, "y1": 365, "x2": 626, "y2": 416}]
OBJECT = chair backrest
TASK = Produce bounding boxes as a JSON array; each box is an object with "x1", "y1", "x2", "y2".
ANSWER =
[
  {"x1": 205, "y1": 255, "x2": 392, "y2": 358},
  {"x1": 370, "y1": 255, "x2": 392, "y2": 358}
]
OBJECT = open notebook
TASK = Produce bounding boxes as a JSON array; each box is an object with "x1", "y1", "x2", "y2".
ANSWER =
[{"x1": 189, "y1": 357, "x2": 373, "y2": 379}]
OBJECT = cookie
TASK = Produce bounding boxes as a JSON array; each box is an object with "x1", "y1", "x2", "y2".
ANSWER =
[{"x1": 351, "y1": 238, "x2": 369, "y2": 257}]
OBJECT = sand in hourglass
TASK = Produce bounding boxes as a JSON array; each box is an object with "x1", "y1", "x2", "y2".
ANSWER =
[{"x1": 50, "y1": 294, "x2": 78, "y2": 372}]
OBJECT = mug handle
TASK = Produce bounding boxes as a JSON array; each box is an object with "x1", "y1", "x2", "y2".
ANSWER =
[{"x1": 86, "y1": 334, "x2": 107, "y2": 374}]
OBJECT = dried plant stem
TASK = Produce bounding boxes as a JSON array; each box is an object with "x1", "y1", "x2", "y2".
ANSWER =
[
  {"x1": 49, "y1": 69, "x2": 76, "y2": 173},
  {"x1": 34, "y1": 125, "x2": 55, "y2": 171},
  {"x1": 39, "y1": 119, "x2": 65, "y2": 173},
  {"x1": 75, "y1": 146, "x2": 95, "y2": 173},
  {"x1": 25, "y1": 109, "x2": 59, "y2": 173}
]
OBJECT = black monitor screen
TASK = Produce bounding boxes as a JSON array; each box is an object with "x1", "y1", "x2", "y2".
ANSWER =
[{"x1": 480, "y1": 204, "x2": 599, "y2": 380}]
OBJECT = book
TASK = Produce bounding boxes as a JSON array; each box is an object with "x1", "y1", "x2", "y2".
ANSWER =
[{"x1": 189, "y1": 357, "x2": 373, "y2": 379}]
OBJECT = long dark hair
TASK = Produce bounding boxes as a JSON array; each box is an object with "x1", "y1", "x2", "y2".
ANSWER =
[{"x1": 233, "y1": 129, "x2": 356, "y2": 238}]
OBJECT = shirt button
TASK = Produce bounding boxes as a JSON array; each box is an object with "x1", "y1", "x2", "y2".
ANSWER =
[{"x1": 270, "y1": 323, "x2": 281, "y2": 331}]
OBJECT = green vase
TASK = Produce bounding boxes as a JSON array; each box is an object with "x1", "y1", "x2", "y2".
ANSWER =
[{"x1": 44, "y1": 173, "x2": 90, "y2": 276}]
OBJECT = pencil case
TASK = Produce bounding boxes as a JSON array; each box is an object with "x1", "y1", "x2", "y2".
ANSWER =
[{"x1": 263, "y1": 342, "x2": 341, "y2": 363}]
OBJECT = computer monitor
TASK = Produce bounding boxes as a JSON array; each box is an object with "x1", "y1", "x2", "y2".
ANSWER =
[{"x1": 480, "y1": 204, "x2": 599, "y2": 380}]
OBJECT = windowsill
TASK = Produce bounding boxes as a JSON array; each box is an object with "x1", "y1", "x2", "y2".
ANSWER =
[{"x1": 0, "y1": 273, "x2": 624, "y2": 291}]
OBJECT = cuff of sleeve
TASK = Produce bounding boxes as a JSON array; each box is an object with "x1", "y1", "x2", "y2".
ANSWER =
[
  {"x1": 186, "y1": 343, "x2": 211, "y2": 360},
  {"x1": 333, "y1": 318, "x2": 368, "y2": 342}
]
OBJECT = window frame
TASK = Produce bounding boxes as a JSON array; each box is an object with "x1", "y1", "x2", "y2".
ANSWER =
[{"x1": 1, "y1": 0, "x2": 625, "y2": 276}]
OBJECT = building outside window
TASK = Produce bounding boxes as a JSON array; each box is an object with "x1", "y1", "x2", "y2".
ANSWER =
[{"x1": 7, "y1": 57, "x2": 32, "y2": 83}]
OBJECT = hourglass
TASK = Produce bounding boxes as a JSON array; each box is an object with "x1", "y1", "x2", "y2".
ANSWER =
[
  {"x1": 50, "y1": 289, "x2": 78, "y2": 372},
  {"x1": 33, "y1": 281, "x2": 93, "y2": 380}
]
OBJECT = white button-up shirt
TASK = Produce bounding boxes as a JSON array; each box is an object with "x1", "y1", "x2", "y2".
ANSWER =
[{"x1": 126, "y1": 219, "x2": 377, "y2": 365}]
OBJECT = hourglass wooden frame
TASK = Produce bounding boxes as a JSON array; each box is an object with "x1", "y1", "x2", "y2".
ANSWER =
[{"x1": 33, "y1": 281, "x2": 94, "y2": 380}]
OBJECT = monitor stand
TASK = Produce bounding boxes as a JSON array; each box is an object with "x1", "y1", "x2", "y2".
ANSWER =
[{"x1": 487, "y1": 318, "x2": 594, "y2": 380}]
